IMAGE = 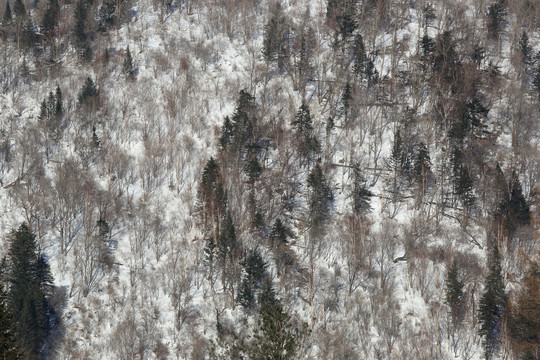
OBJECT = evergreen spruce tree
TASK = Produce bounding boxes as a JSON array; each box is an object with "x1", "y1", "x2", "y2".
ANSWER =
[
  {"x1": 497, "y1": 172, "x2": 530, "y2": 234},
  {"x1": 249, "y1": 278, "x2": 307, "y2": 360},
  {"x1": 492, "y1": 163, "x2": 508, "y2": 207},
  {"x1": 353, "y1": 33, "x2": 367, "y2": 76},
  {"x1": 201, "y1": 157, "x2": 220, "y2": 197},
  {"x1": 203, "y1": 238, "x2": 216, "y2": 279},
  {"x1": 292, "y1": 103, "x2": 313, "y2": 134},
  {"x1": 219, "y1": 116, "x2": 234, "y2": 150},
  {"x1": 352, "y1": 164, "x2": 372, "y2": 214},
  {"x1": 433, "y1": 31, "x2": 459, "y2": 81},
  {"x1": 8, "y1": 224, "x2": 54, "y2": 358},
  {"x1": 78, "y1": 77, "x2": 98, "y2": 106},
  {"x1": 390, "y1": 129, "x2": 404, "y2": 172},
  {"x1": 41, "y1": 0, "x2": 60, "y2": 37},
  {"x1": 262, "y1": 2, "x2": 287, "y2": 67},
  {"x1": 2, "y1": 2, "x2": 12, "y2": 25},
  {"x1": 479, "y1": 245, "x2": 507, "y2": 360},
  {"x1": 237, "y1": 249, "x2": 267, "y2": 309},
  {"x1": 217, "y1": 213, "x2": 237, "y2": 263},
  {"x1": 326, "y1": 0, "x2": 356, "y2": 42},
  {"x1": 296, "y1": 26, "x2": 314, "y2": 88},
  {"x1": 451, "y1": 148, "x2": 475, "y2": 208},
  {"x1": 123, "y1": 46, "x2": 135, "y2": 79},
  {"x1": 487, "y1": 0, "x2": 507, "y2": 39},
  {"x1": 341, "y1": 81, "x2": 353, "y2": 123},
  {"x1": 413, "y1": 142, "x2": 431, "y2": 184},
  {"x1": 292, "y1": 103, "x2": 320, "y2": 164},
  {"x1": 420, "y1": 34, "x2": 435, "y2": 58},
  {"x1": 533, "y1": 65, "x2": 540, "y2": 98},
  {"x1": 257, "y1": 277, "x2": 278, "y2": 310},
  {"x1": 240, "y1": 249, "x2": 267, "y2": 287},
  {"x1": 270, "y1": 219, "x2": 288, "y2": 244},
  {"x1": 13, "y1": 0, "x2": 25, "y2": 20},
  {"x1": 519, "y1": 32, "x2": 532, "y2": 66},
  {"x1": 230, "y1": 90, "x2": 256, "y2": 152},
  {"x1": 97, "y1": 0, "x2": 116, "y2": 31},
  {"x1": 39, "y1": 99, "x2": 49, "y2": 123},
  {"x1": 307, "y1": 163, "x2": 332, "y2": 224},
  {"x1": 446, "y1": 259, "x2": 465, "y2": 328},
  {"x1": 237, "y1": 277, "x2": 255, "y2": 309},
  {"x1": 198, "y1": 157, "x2": 228, "y2": 237},
  {"x1": 21, "y1": 16, "x2": 37, "y2": 49},
  {"x1": 21, "y1": 58, "x2": 29, "y2": 78},
  {"x1": 364, "y1": 58, "x2": 378, "y2": 87},
  {"x1": 55, "y1": 85, "x2": 63, "y2": 116},
  {"x1": 244, "y1": 157, "x2": 262, "y2": 184},
  {"x1": 73, "y1": 0, "x2": 90, "y2": 59},
  {"x1": 0, "y1": 285, "x2": 21, "y2": 360}
]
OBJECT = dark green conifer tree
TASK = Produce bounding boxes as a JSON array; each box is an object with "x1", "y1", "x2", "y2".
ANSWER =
[
  {"x1": 270, "y1": 219, "x2": 288, "y2": 244},
  {"x1": 519, "y1": 32, "x2": 532, "y2": 66},
  {"x1": 292, "y1": 103, "x2": 313, "y2": 134},
  {"x1": 496, "y1": 172, "x2": 530, "y2": 235},
  {"x1": 413, "y1": 142, "x2": 431, "y2": 183},
  {"x1": 487, "y1": 0, "x2": 507, "y2": 39},
  {"x1": 451, "y1": 148, "x2": 475, "y2": 208},
  {"x1": 237, "y1": 277, "x2": 255, "y2": 309},
  {"x1": 390, "y1": 129, "x2": 404, "y2": 172},
  {"x1": 307, "y1": 163, "x2": 332, "y2": 224},
  {"x1": 296, "y1": 26, "x2": 315, "y2": 89},
  {"x1": 217, "y1": 213, "x2": 237, "y2": 263},
  {"x1": 353, "y1": 33, "x2": 367, "y2": 76},
  {"x1": 123, "y1": 46, "x2": 135, "y2": 79},
  {"x1": 41, "y1": 0, "x2": 60, "y2": 37},
  {"x1": 240, "y1": 249, "x2": 267, "y2": 287},
  {"x1": 244, "y1": 157, "x2": 262, "y2": 184},
  {"x1": 249, "y1": 278, "x2": 307, "y2": 360},
  {"x1": 198, "y1": 157, "x2": 227, "y2": 237},
  {"x1": 341, "y1": 81, "x2": 353, "y2": 123},
  {"x1": 78, "y1": 77, "x2": 98, "y2": 106},
  {"x1": 229, "y1": 90, "x2": 256, "y2": 152},
  {"x1": 0, "y1": 285, "x2": 21, "y2": 359},
  {"x1": 433, "y1": 31, "x2": 459, "y2": 81},
  {"x1": 2, "y1": 2, "x2": 12, "y2": 25},
  {"x1": 479, "y1": 245, "x2": 507, "y2": 360},
  {"x1": 262, "y1": 2, "x2": 288, "y2": 70},
  {"x1": 7, "y1": 224, "x2": 54, "y2": 358},
  {"x1": 352, "y1": 164, "x2": 372, "y2": 214},
  {"x1": 21, "y1": 16, "x2": 37, "y2": 49},
  {"x1": 55, "y1": 85, "x2": 63, "y2": 116},
  {"x1": 13, "y1": 0, "x2": 25, "y2": 19},
  {"x1": 533, "y1": 65, "x2": 540, "y2": 98},
  {"x1": 219, "y1": 116, "x2": 234, "y2": 150},
  {"x1": 73, "y1": 0, "x2": 90, "y2": 59}
]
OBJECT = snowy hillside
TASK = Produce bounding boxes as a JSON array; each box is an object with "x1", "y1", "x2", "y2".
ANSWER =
[{"x1": 0, "y1": 0, "x2": 538, "y2": 359}]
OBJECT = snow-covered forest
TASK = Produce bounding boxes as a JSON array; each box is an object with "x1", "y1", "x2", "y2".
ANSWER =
[{"x1": 0, "y1": 0, "x2": 538, "y2": 358}]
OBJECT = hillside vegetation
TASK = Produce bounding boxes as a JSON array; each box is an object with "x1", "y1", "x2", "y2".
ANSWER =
[{"x1": 0, "y1": 0, "x2": 539, "y2": 359}]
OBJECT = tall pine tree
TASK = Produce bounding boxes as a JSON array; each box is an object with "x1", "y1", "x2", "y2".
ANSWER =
[
  {"x1": 446, "y1": 259, "x2": 465, "y2": 328},
  {"x1": 123, "y1": 46, "x2": 135, "y2": 79},
  {"x1": 0, "y1": 284, "x2": 21, "y2": 359},
  {"x1": 479, "y1": 245, "x2": 507, "y2": 360},
  {"x1": 8, "y1": 224, "x2": 54, "y2": 358},
  {"x1": 2, "y1": 2, "x2": 12, "y2": 25},
  {"x1": 307, "y1": 163, "x2": 332, "y2": 225}
]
